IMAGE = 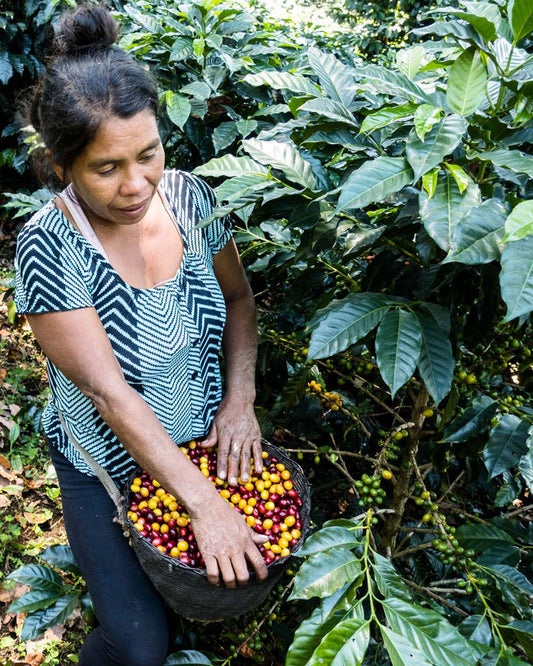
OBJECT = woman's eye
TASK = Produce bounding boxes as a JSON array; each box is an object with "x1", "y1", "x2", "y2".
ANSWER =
[
  {"x1": 99, "y1": 167, "x2": 116, "y2": 177},
  {"x1": 141, "y1": 153, "x2": 156, "y2": 162}
]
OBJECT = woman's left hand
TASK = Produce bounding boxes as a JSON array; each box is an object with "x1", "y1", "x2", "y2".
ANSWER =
[{"x1": 201, "y1": 397, "x2": 263, "y2": 486}]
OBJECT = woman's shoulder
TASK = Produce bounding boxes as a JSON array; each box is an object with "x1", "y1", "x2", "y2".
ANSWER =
[
  {"x1": 160, "y1": 169, "x2": 215, "y2": 216},
  {"x1": 17, "y1": 199, "x2": 72, "y2": 246}
]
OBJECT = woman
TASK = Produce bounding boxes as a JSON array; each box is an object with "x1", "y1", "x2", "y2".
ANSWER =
[{"x1": 15, "y1": 5, "x2": 267, "y2": 665}]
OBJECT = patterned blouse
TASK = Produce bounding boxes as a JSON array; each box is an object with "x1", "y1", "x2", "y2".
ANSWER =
[{"x1": 15, "y1": 170, "x2": 232, "y2": 485}]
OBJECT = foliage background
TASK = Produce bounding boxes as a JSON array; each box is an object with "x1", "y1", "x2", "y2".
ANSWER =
[{"x1": 1, "y1": 0, "x2": 533, "y2": 664}]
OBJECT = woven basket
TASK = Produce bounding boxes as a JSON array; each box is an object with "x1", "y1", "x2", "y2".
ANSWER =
[{"x1": 121, "y1": 441, "x2": 310, "y2": 622}]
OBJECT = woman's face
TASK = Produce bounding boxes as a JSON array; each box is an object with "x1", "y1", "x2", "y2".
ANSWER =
[{"x1": 63, "y1": 108, "x2": 165, "y2": 226}]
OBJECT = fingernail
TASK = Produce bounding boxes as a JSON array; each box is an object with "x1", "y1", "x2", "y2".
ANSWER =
[
  {"x1": 230, "y1": 476, "x2": 237, "y2": 485},
  {"x1": 219, "y1": 471, "x2": 226, "y2": 480}
]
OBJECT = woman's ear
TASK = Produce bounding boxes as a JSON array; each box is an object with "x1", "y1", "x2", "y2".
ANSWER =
[{"x1": 45, "y1": 149, "x2": 64, "y2": 183}]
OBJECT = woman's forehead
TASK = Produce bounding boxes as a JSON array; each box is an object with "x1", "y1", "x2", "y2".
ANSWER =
[{"x1": 84, "y1": 110, "x2": 160, "y2": 161}]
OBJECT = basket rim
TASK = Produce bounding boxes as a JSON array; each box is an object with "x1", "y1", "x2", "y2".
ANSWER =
[{"x1": 123, "y1": 440, "x2": 310, "y2": 576}]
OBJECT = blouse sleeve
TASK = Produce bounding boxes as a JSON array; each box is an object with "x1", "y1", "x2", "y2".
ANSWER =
[
  {"x1": 185, "y1": 172, "x2": 233, "y2": 255},
  {"x1": 15, "y1": 222, "x2": 93, "y2": 315}
]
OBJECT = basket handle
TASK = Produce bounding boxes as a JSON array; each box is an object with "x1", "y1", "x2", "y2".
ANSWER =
[{"x1": 57, "y1": 410, "x2": 128, "y2": 534}]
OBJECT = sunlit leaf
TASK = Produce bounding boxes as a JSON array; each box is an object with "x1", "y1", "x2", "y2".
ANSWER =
[
  {"x1": 445, "y1": 199, "x2": 507, "y2": 264},
  {"x1": 500, "y1": 235, "x2": 533, "y2": 320},
  {"x1": 242, "y1": 139, "x2": 317, "y2": 189},
  {"x1": 446, "y1": 47, "x2": 487, "y2": 116},
  {"x1": 291, "y1": 549, "x2": 361, "y2": 600},
  {"x1": 406, "y1": 115, "x2": 467, "y2": 180},
  {"x1": 503, "y1": 200, "x2": 533, "y2": 242},
  {"x1": 509, "y1": 0, "x2": 533, "y2": 43},
  {"x1": 308, "y1": 47, "x2": 356, "y2": 107},
  {"x1": 299, "y1": 527, "x2": 363, "y2": 556}
]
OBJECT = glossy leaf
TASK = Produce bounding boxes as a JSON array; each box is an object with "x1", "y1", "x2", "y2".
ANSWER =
[
  {"x1": 383, "y1": 597, "x2": 476, "y2": 666},
  {"x1": 381, "y1": 626, "x2": 433, "y2": 666},
  {"x1": 357, "y1": 65, "x2": 435, "y2": 104},
  {"x1": 211, "y1": 121, "x2": 239, "y2": 154},
  {"x1": 445, "y1": 198, "x2": 507, "y2": 264},
  {"x1": 286, "y1": 606, "x2": 348, "y2": 666},
  {"x1": 165, "y1": 91, "x2": 191, "y2": 130},
  {"x1": 419, "y1": 171, "x2": 481, "y2": 251},
  {"x1": 299, "y1": 98, "x2": 358, "y2": 127},
  {"x1": 396, "y1": 46, "x2": 425, "y2": 80},
  {"x1": 480, "y1": 149, "x2": 533, "y2": 180},
  {"x1": 309, "y1": 618, "x2": 370, "y2": 666},
  {"x1": 337, "y1": 157, "x2": 413, "y2": 213},
  {"x1": 519, "y1": 426, "x2": 533, "y2": 490},
  {"x1": 20, "y1": 594, "x2": 79, "y2": 641},
  {"x1": 7, "y1": 589, "x2": 62, "y2": 614},
  {"x1": 7, "y1": 564, "x2": 63, "y2": 593},
  {"x1": 163, "y1": 651, "x2": 213, "y2": 665},
  {"x1": 415, "y1": 312, "x2": 455, "y2": 406},
  {"x1": 299, "y1": 526, "x2": 363, "y2": 556},
  {"x1": 442, "y1": 395, "x2": 498, "y2": 442},
  {"x1": 243, "y1": 71, "x2": 319, "y2": 96},
  {"x1": 375, "y1": 309, "x2": 422, "y2": 398},
  {"x1": 422, "y1": 169, "x2": 439, "y2": 198},
  {"x1": 406, "y1": 115, "x2": 467, "y2": 180},
  {"x1": 242, "y1": 139, "x2": 317, "y2": 189},
  {"x1": 39, "y1": 545, "x2": 81, "y2": 576},
  {"x1": 445, "y1": 3, "x2": 501, "y2": 41},
  {"x1": 444, "y1": 163, "x2": 469, "y2": 193},
  {"x1": 372, "y1": 552, "x2": 412, "y2": 601},
  {"x1": 360, "y1": 103, "x2": 418, "y2": 134},
  {"x1": 414, "y1": 104, "x2": 442, "y2": 141},
  {"x1": 308, "y1": 293, "x2": 392, "y2": 359},
  {"x1": 490, "y1": 565, "x2": 533, "y2": 597},
  {"x1": 500, "y1": 235, "x2": 533, "y2": 320},
  {"x1": 503, "y1": 200, "x2": 533, "y2": 242},
  {"x1": 484, "y1": 414, "x2": 530, "y2": 478},
  {"x1": 215, "y1": 174, "x2": 272, "y2": 202},
  {"x1": 290, "y1": 549, "x2": 361, "y2": 600},
  {"x1": 193, "y1": 155, "x2": 268, "y2": 178},
  {"x1": 456, "y1": 523, "x2": 515, "y2": 552},
  {"x1": 308, "y1": 47, "x2": 356, "y2": 107},
  {"x1": 509, "y1": 0, "x2": 533, "y2": 43},
  {"x1": 446, "y1": 48, "x2": 487, "y2": 116}
]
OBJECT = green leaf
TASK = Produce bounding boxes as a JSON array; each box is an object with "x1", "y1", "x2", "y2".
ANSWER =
[
  {"x1": 360, "y1": 103, "x2": 418, "y2": 134},
  {"x1": 419, "y1": 171, "x2": 481, "y2": 251},
  {"x1": 500, "y1": 235, "x2": 533, "y2": 320},
  {"x1": 414, "y1": 104, "x2": 442, "y2": 142},
  {"x1": 480, "y1": 149, "x2": 533, "y2": 181},
  {"x1": 484, "y1": 414, "x2": 530, "y2": 478},
  {"x1": 446, "y1": 47, "x2": 487, "y2": 116},
  {"x1": 372, "y1": 552, "x2": 413, "y2": 602},
  {"x1": 235, "y1": 119, "x2": 258, "y2": 138},
  {"x1": 39, "y1": 545, "x2": 81, "y2": 576},
  {"x1": 383, "y1": 597, "x2": 476, "y2": 666},
  {"x1": 445, "y1": 199, "x2": 507, "y2": 264},
  {"x1": 163, "y1": 651, "x2": 213, "y2": 665},
  {"x1": 309, "y1": 618, "x2": 370, "y2": 666},
  {"x1": 519, "y1": 426, "x2": 533, "y2": 490},
  {"x1": 337, "y1": 158, "x2": 413, "y2": 213},
  {"x1": 299, "y1": 527, "x2": 363, "y2": 556},
  {"x1": 509, "y1": 0, "x2": 533, "y2": 43},
  {"x1": 242, "y1": 71, "x2": 319, "y2": 97},
  {"x1": 212, "y1": 121, "x2": 239, "y2": 154},
  {"x1": 291, "y1": 549, "x2": 361, "y2": 600},
  {"x1": 308, "y1": 293, "x2": 393, "y2": 359},
  {"x1": 165, "y1": 91, "x2": 191, "y2": 130},
  {"x1": 298, "y1": 98, "x2": 358, "y2": 127},
  {"x1": 444, "y1": 163, "x2": 470, "y2": 193},
  {"x1": 357, "y1": 65, "x2": 435, "y2": 104},
  {"x1": 396, "y1": 46, "x2": 426, "y2": 80},
  {"x1": 20, "y1": 595, "x2": 79, "y2": 641},
  {"x1": 193, "y1": 155, "x2": 268, "y2": 178},
  {"x1": 381, "y1": 625, "x2": 433, "y2": 666},
  {"x1": 489, "y1": 565, "x2": 533, "y2": 597},
  {"x1": 7, "y1": 564, "x2": 63, "y2": 593},
  {"x1": 308, "y1": 47, "x2": 356, "y2": 108},
  {"x1": 375, "y1": 309, "x2": 422, "y2": 398},
  {"x1": 215, "y1": 174, "x2": 272, "y2": 203},
  {"x1": 504, "y1": 200, "x2": 533, "y2": 242},
  {"x1": 422, "y1": 169, "x2": 439, "y2": 198},
  {"x1": 442, "y1": 395, "x2": 498, "y2": 442},
  {"x1": 445, "y1": 3, "x2": 501, "y2": 42},
  {"x1": 415, "y1": 312, "x2": 454, "y2": 405},
  {"x1": 7, "y1": 590, "x2": 62, "y2": 614},
  {"x1": 242, "y1": 139, "x2": 317, "y2": 189},
  {"x1": 505, "y1": 621, "x2": 533, "y2": 662},
  {"x1": 286, "y1": 605, "x2": 347, "y2": 666},
  {"x1": 406, "y1": 115, "x2": 467, "y2": 180},
  {"x1": 456, "y1": 523, "x2": 515, "y2": 552},
  {"x1": 180, "y1": 81, "x2": 211, "y2": 101}
]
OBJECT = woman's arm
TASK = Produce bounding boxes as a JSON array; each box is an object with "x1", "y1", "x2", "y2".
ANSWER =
[
  {"x1": 27, "y1": 308, "x2": 267, "y2": 588},
  {"x1": 201, "y1": 238, "x2": 263, "y2": 486}
]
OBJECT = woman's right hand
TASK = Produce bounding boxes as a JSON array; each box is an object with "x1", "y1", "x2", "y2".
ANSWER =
[{"x1": 189, "y1": 494, "x2": 268, "y2": 588}]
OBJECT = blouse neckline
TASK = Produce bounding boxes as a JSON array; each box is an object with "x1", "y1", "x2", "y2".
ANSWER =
[{"x1": 54, "y1": 179, "x2": 186, "y2": 293}]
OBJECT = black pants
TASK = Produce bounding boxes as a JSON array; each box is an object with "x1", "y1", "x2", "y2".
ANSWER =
[{"x1": 48, "y1": 443, "x2": 170, "y2": 666}]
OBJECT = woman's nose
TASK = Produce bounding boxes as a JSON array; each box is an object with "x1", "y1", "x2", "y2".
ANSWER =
[{"x1": 119, "y1": 167, "x2": 145, "y2": 197}]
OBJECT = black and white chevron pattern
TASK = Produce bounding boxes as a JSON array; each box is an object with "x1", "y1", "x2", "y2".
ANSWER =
[{"x1": 15, "y1": 171, "x2": 232, "y2": 485}]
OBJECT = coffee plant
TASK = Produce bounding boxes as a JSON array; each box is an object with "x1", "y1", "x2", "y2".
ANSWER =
[{"x1": 3, "y1": 0, "x2": 533, "y2": 663}]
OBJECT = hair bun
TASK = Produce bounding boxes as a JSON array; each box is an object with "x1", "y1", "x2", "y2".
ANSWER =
[{"x1": 57, "y1": 5, "x2": 118, "y2": 56}]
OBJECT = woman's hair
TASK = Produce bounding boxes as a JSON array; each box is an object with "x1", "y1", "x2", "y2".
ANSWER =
[{"x1": 30, "y1": 3, "x2": 158, "y2": 185}]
